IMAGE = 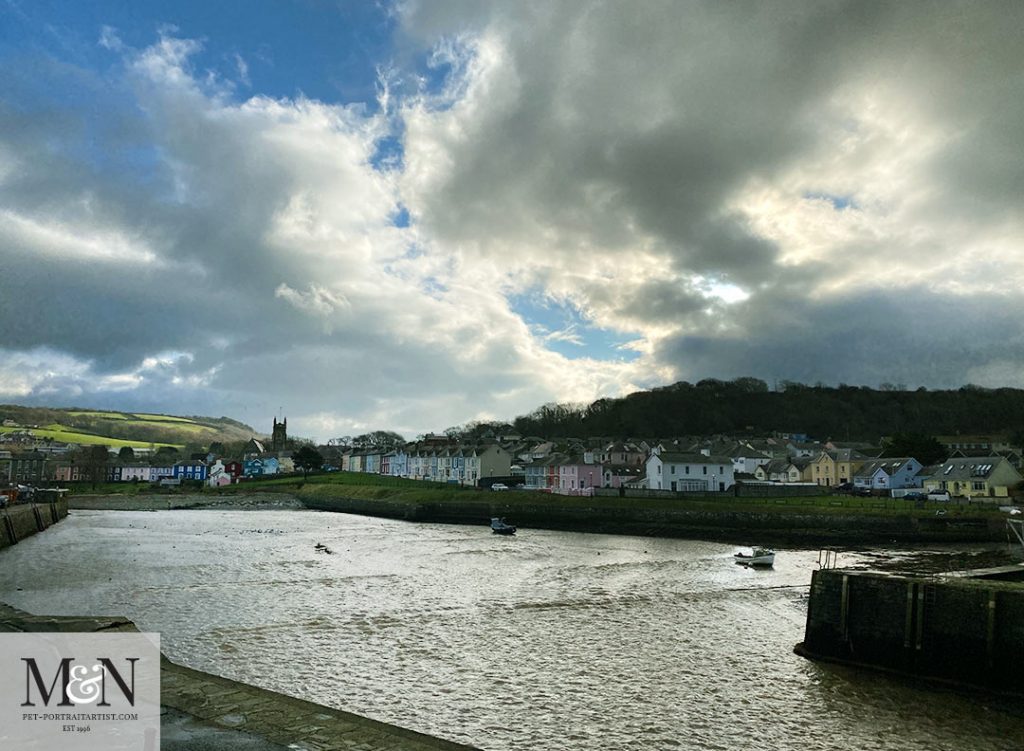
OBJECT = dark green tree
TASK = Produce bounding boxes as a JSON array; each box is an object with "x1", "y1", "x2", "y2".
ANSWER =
[
  {"x1": 293, "y1": 446, "x2": 324, "y2": 477},
  {"x1": 880, "y1": 433, "x2": 947, "y2": 465}
]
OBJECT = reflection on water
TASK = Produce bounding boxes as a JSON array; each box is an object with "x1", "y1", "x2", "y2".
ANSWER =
[{"x1": 1, "y1": 508, "x2": 1022, "y2": 750}]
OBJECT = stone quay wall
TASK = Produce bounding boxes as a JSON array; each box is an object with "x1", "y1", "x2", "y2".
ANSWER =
[
  {"x1": 0, "y1": 499, "x2": 68, "y2": 550},
  {"x1": 796, "y1": 568, "x2": 1024, "y2": 694}
]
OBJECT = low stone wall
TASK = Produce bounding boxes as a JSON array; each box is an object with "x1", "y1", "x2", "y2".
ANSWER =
[
  {"x1": 299, "y1": 495, "x2": 1007, "y2": 544},
  {"x1": 796, "y1": 568, "x2": 1024, "y2": 694},
  {"x1": 0, "y1": 499, "x2": 68, "y2": 549}
]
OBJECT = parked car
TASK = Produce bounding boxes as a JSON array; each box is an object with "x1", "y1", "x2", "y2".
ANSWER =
[
  {"x1": 491, "y1": 483, "x2": 509, "y2": 491},
  {"x1": 903, "y1": 492, "x2": 925, "y2": 501}
]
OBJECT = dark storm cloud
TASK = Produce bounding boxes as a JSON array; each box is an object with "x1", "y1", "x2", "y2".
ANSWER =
[
  {"x1": 398, "y1": 0, "x2": 1024, "y2": 391},
  {"x1": 657, "y1": 290, "x2": 1024, "y2": 389}
]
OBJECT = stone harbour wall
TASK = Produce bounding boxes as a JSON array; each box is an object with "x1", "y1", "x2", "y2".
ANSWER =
[
  {"x1": 796, "y1": 568, "x2": 1024, "y2": 694},
  {"x1": 0, "y1": 499, "x2": 68, "y2": 550}
]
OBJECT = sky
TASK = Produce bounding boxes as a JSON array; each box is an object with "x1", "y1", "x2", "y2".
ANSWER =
[{"x1": 1, "y1": 1, "x2": 1023, "y2": 442}]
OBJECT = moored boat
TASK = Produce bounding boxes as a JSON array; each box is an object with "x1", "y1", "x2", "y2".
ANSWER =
[
  {"x1": 490, "y1": 517, "x2": 516, "y2": 535},
  {"x1": 733, "y1": 547, "x2": 775, "y2": 567}
]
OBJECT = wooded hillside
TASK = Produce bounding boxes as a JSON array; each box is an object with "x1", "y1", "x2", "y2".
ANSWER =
[{"x1": 510, "y1": 379, "x2": 1024, "y2": 442}]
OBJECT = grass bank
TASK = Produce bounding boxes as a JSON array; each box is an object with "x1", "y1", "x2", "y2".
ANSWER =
[
  {"x1": 275, "y1": 476, "x2": 1013, "y2": 545},
  {"x1": 63, "y1": 473, "x2": 1016, "y2": 544}
]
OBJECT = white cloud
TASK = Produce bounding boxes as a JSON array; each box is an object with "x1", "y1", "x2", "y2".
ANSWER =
[{"x1": 3, "y1": 3, "x2": 1024, "y2": 439}]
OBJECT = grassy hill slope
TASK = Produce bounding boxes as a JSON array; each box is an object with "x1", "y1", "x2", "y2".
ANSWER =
[{"x1": 0, "y1": 405, "x2": 256, "y2": 449}]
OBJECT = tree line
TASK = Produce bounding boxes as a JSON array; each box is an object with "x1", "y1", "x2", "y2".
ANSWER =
[{"x1": 505, "y1": 378, "x2": 1024, "y2": 444}]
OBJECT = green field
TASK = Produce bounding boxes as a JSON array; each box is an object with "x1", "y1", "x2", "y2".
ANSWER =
[
  {"x1": 66, "y1": 411, "x2": 215, "y2": 434},
  {"x1": 0, "y1": 426, "x2": 182, "y2": 449},
  {"x1": 131, "y1": 413, "x2": 202, "y2": 424},
  {"x1": 1, "y1": 404, "x2": 255, "y2": 449}
]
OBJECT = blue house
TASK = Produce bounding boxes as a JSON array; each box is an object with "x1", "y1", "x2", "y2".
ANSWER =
[
  {"x1": 173, "y1": 460, "x2": 208, "y2": 482},
  {"x1": 243, "y1": 458, "x2": 264, "y2": 477},
  {"x1": 853, "y1": 457, "x2": 923, "y2": 491}
]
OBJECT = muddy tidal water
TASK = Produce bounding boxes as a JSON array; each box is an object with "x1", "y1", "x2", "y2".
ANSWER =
[{"x1": 2, "y1": 508, "x2": 1022, "y2": 750}]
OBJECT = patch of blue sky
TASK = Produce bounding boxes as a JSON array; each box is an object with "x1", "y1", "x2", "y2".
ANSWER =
[
  {"x1": 509, "y1": 292, "x2": 640, "y2": 362},
  {"x1": 371, "y1": 134, "x2": 404, "y2": 171},
  {"x1": 804, "y1": 191, "x2": 858, "y2": 211},
  {"x1": 4, "y1": 0, "x2": 397, "y2": 109},
  {"x1": 391, "y1": 205, "x2": 410, "y2": 228},
  {"x1": 421, "y1": 276, "x2": 449, "y2": 298}
]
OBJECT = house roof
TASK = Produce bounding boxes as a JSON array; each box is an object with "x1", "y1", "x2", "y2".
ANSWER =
[
  {"x1": 821, "y1": 448, "x2": 868, "y2": 462},
  {"x1": 853, "y1": 457, "x2": 916, "y2": 479},
  {"x1": 934, "y1": 456, "x2": 1020, "y2": 482},
  {"x1": 654, "y1": 452, "x2": 733, "y2": 465}
]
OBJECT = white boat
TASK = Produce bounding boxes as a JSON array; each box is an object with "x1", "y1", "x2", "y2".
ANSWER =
[{"x1": 734, "y1": 547, "x2": 775, "y2": 567}]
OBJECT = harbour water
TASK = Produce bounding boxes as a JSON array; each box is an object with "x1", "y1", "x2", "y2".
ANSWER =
[{"x1": 1, "y1": 507, "x2": 1022, "y2": 750}]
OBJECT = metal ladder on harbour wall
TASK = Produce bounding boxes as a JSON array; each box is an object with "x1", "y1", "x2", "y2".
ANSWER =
[
  {"x1": 817, "y1": 549, "x2": 840, "y2": 569},
  {"x1": 1008, "y1": 519, "x2": 1024, "y2": 555}
]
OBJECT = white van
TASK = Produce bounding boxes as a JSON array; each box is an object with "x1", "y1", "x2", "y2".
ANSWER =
[{"x1": 926, "y1": 490, "x2": 950, "y2": 501}]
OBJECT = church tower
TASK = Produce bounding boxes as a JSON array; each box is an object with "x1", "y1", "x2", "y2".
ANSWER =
[{"x1": 272, "y1": 417, "x2": 288, "y2": 452}]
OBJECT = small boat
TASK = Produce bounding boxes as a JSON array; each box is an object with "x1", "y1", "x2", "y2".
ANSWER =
[
  {"x1": 734, "y1": 547, "x2": 775, "y2": 567},
  {"x1": 490, "y1": 517, "x2": 516, "y2": 535}
]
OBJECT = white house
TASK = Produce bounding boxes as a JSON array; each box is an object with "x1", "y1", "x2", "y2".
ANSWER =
[
  {"x1": 729, "y1": 443, "x2": 774, "y2": 474},
  {"x1": 646, "y1": 452, "x2": 735, "y2": 492},
  {"x1": 207, "y1": 459, "x2": 233, "y2": 487}
]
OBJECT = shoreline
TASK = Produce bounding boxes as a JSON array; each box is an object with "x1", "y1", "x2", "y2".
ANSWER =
[{"x1": 69, "y1": 493, "x2": 304, "y2": 511}]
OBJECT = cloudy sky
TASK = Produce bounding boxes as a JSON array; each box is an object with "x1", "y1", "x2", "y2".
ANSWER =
[{"x1": 1, "y1": 1, "x2": 1023, "y2": 441}]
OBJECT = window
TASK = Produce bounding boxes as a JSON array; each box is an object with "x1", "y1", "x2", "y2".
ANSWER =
[
  {"x1": 671, "y1": 466, "x2": 675, "y2": 474},
  {"x1": 972, "y1": 481, "x2": 985, "y2": 491},
  {"x1": 703, "y1": 466, "x2": 707, "y2": 475}
]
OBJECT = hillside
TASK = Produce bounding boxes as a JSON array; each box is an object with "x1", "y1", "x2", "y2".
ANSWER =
[
  {"x1": 510, "y1": 379, "x2": 1024, "y2": 443},
  {"x1": 0, "y1": 405, "x2": 256, "y2": 449}
]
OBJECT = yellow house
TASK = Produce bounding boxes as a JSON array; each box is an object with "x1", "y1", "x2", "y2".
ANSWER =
[
  {"x1": 922, "y1": 456, "x2": 1023, "y2": 498},
  {"x1": 811, "y1": 449, "x2": 869, "y2": 487}
]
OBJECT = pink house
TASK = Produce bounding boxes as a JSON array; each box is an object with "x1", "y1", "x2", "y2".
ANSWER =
[{"x1": 558, "y1": 459, "x2": 603, "y2": 491}]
